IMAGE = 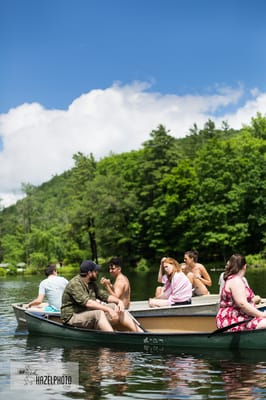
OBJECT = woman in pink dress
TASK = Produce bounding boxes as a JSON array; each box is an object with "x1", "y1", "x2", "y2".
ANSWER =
[
  {"x1": 216, "y1": 254, "x2": 266, "y2": 332},
  {"x1": 149, "y1": 257, "x2": 192, "y2": 307}
]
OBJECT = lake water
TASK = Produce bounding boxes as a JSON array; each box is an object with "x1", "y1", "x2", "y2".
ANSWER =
[{"x1": 1, "y1": 270, "x2": 266, "y2": 399}]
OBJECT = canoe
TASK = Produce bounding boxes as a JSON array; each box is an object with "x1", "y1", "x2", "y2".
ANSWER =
[
  {"x1": 12, "y1": 295, "x2": 220, "y2": 326},
  {"x1": 12, "y1": 302, "x2": 218, "y2": 332},
  {"x1": 129, "y1": 299, "x2": 219, "y2": 317},
  {"x1": 12, "y1": 303, "x2": 60, "y2": 326},
  {"x1": 12, "y1": 295, "x2": 266, "y2": 328},
  {"x1": 24, "y1": 310, "x2": 266, "y2": 351},
  {"x1": 130, "y1": 294, "x2": 220, "y2": 311}
]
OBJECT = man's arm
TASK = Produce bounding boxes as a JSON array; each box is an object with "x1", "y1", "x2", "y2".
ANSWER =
[
  {"x1": 100, "y1": 277, "x2": 115, "y2": 296},
  {"x1": 27, "y1": 293, "x2": 45, "y2": 307}
]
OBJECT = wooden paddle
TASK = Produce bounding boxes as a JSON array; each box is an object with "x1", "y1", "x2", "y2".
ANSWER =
[
  {"x1": 127, "y1": 311, "x2": 147, "y2": 332},
  {"x1": 209, "y1": 317, "x2": 253, "y2": 336}
]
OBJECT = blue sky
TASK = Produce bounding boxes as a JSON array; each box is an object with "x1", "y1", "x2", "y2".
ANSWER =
[
  {"x1": 1, "y1": 0, "x2": 266, "y2": 111},
  {"x1": 1, "y1": 0, "x2": 266, "y2": 206}
]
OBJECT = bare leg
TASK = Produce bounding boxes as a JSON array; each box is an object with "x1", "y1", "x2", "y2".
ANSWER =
[
  {"x1": 97, "y1": 311, "x2": 114, "y2": 331},
  {"x1": 149, "y1": 298, "x2": 169, "y2": 308},
  {"x1": 119, "y1": 311, "x2": 143, "y2": 332},
  {"x1": 193, "y1": 277, "x2": 209, "y2": 295},
  {"x1": 155, "y1": 286, "x2": 163, "y2": 297},
  {"x1": 186, "y1": 272, "x2": 194, "y2": 285}
]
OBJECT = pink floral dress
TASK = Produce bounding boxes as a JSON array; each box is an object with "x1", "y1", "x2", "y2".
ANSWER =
[{"x1": 216, "y1": 274, "x2": 263, "y2": 332}]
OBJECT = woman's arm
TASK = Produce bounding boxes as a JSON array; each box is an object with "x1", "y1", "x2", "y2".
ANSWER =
[
  {"x1": 157, "y1": 257, "x2": 166, "y2": 283},
  {"x1": 198, "y1": 264, "x2": 212, "y2": 287},
  {"x1": 230, "y1": 278, "x2": 266, "y2": 318}
]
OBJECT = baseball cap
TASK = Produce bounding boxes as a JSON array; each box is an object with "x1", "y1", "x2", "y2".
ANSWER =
[{"x1": 80, "y1": 260, "x2": 101, "y2": 274}]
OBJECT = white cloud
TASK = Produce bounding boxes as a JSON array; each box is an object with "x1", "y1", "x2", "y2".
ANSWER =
[{"x1": 0, "y1": 81, "x2": 265, "y2": 208}]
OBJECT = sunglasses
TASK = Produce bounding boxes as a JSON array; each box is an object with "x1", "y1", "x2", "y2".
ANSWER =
[{"x1": 109, "y1": 266, "x2": 117, "y2": 270}]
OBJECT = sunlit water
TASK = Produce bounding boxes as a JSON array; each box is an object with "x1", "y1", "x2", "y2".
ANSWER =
[{"x1": 1, "y1": 272, "x2": 266, "y2": 399}]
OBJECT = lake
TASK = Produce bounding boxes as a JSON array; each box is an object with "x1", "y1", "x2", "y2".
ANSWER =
[{"x1": 1, "y1": 268, "x2": 266, "y2": 399}]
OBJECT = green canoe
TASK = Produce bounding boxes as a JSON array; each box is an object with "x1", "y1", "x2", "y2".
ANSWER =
[{"x1": 24, "y1": 311, "x2": 266, "y2": 352}]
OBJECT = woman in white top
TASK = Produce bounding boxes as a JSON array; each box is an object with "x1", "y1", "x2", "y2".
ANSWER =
[{"x1": 149, "y1": 257, "x2": 192, "y2": 307}]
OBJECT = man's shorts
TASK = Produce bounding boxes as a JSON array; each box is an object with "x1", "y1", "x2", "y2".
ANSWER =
[{"x1": 67, "y1": 303, "x2": 117, "y2": 329}]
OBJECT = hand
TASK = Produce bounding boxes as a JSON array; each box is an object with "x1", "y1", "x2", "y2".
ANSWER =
[
  {"x1": 194, "y1": 274, "x2": 201, "y2": 280},
  {"x1": 117, "y1": 299, "x2": 124, "y2": 312},
  {"x1": 253, "y1": 295, "x2": 261, "y2": 305},
  {"x1": 160, "y1": 257, "x2": 166, "y2": 265},
  {"x1": 107, "y1": 308, "x2": 118, "y2": 323},
  {"x1": 100, "y1": 277, "x2": 111, "y2": 286},
  {"x1": 149, "y1": 298, "x2": 155, "y2": 308}
]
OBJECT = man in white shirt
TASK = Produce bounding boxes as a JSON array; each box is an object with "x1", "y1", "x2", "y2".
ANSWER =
[{"x1": 28, "y1": 264, "x2": 68, "y2": 311}]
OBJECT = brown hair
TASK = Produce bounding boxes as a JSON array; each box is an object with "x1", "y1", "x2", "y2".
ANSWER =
[
  {"x1": 45, "y1": 263, "x2": 57, "y2": 277},
  {"x1": 223, "y1": 254, "x2": 246, "y2": 281},
  {"x1": 184, "y1": 250, "x2": 199, "y2": 262}
]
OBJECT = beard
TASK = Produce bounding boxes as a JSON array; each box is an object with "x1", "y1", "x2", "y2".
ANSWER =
[{"x1": 89, "y1": 274, "x2": 98, "y2": 282}]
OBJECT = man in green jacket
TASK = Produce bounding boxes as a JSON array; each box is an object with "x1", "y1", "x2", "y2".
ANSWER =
[{"x1": 61, "y1": 260, "x2": 142, "y2": 332}]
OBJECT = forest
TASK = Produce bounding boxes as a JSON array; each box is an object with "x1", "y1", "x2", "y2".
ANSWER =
[{"x1": 0, "y1": 113, "x2": 266, "y2": 272}]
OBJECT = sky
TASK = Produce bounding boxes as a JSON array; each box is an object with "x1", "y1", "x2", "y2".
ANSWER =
[{"x1": 1, "y1": 0, "x2": 266, "y2": 207}]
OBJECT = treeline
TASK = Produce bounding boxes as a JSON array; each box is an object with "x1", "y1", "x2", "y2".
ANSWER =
[{"x1": 0, "y1": 114, "x2": 266, "y2": 270}]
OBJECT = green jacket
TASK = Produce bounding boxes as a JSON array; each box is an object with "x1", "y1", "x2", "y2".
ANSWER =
[{"x1": 61, "y1": 274, "x2": 109, "y2": 323}]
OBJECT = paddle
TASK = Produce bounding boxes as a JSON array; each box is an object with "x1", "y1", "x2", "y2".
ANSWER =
[
  {"x1": 209, "y1": 317, "x2": 252, "y2": 336},
  {"x1": 127, "y1": 311, "x2": 147, "y2": 332}
]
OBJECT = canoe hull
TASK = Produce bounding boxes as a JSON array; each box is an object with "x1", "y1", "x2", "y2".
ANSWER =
[
  {"x1": 129, "y1": 294, "x2": 220, "y2": 312},
  {"x1": 12, "y1": 303, "x2": 59, "y2": 326},
  {"x1": 12, "y1": 297, "x2": 219, "y2": 327},
  {"x1": 24, "y1": 311, "x2": 266, "y2": 351},
  {"x1": 131, "y1": 301, "x2": 219, "y2": 317}
]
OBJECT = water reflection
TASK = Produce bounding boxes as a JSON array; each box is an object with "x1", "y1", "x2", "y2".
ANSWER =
[
  {"x1": 67, "y1": 347, "x2": 132, "y2": 398},
  {"x1": 25, "y1": 336, "x2": 266, "y2": 399},
  {"x1": 26, "y1": 336, "x2": 133, "y2": 399},
  {"x1": 219, "y1": 360, "x2": 266, "y2": 399},
  {"x1": 161, "y1": 355, "x2": 211, "y2": 398},
  {"x1": 155, "y1": 349, "x2": 266, "y2": 399}
]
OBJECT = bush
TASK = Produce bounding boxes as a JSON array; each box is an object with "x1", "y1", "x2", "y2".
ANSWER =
[
  {"x1": 29, "y1": 252, "x2": 48, "y2": 269},
  {"x1": 135, "y1": 258, "x2": 150, "y2": 272},
  {"x1": 246, "y1": 254, "x2": 266, "y2": 268}
]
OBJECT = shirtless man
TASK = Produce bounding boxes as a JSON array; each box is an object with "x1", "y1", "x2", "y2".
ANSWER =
[
  {"x1": 183, "y1": 250, "x2": 212, "y2": 296},
  {"x1": 100, "y1": 257, "x2": 131, "y2": 309}
]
